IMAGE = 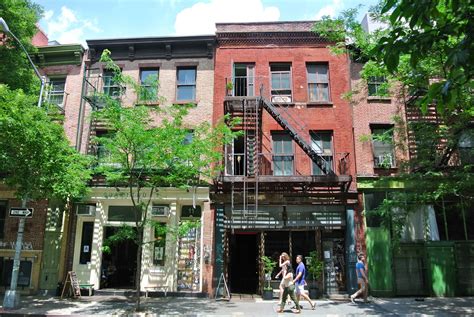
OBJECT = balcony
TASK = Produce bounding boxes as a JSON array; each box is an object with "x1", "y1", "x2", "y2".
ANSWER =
[
  {"x1": 220, "y1": 152, "x2": 351, "y2": 186},
  {"x1": 83, "y1": 74, "x2": 125, "y2": 110},
  {"x1": 45, "y1": 90, "x2": 69, "y2": 113}
]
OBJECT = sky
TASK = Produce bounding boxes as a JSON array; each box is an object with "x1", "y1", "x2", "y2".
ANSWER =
[{"x1": 35, "y1": 0, "x2": 379, "y2": 46}]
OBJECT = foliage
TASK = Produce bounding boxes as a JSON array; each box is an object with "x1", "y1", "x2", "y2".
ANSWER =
[
  {"x1": 261, "y1": 255, "x2": 277, "y2": 290},
  {"x1": 0, "y1": 84, "x2": 91, "y2": 201},
  {"x1": 314, "y1": 1, "x2": 474, "y2": 239},
  {"x1": 94, "y1": 50, "x2": 237, "y2": 311},
  {"x1": 306, "y1": 251, "x2": 324, "y2": 283},
  {"x1": 0, "y1": 0, "x2": 43, "y2": 93}
]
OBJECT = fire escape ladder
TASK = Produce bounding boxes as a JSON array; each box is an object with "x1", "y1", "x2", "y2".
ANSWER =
[
  {"x1": 242, "y1": 99, "x2": 258, "y2": 219},
  {"x1": 259, "y1": 98, "x2": 336, "y2": 176}
]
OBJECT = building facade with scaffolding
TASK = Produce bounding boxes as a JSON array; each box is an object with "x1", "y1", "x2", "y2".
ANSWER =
[{"x1": 212, "y1": 22, "x2": 360, "y2": 296}]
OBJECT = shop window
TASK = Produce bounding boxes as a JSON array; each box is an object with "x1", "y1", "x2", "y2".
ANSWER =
[
  {"x1": 153, "y1": 224, "x2": 166, "y2": 266},
  {"x1": 364, "y1": 192, "x2": 386, "y2": 227},
  {"x1": 310, "y1": 131, "x2": 333, "y2": 175},
  {"x1": 1, "y1": 259, "x2": 32, "y2": 287},
  {"x1": 79, "y1": 222, "x2": 94, "y2": 264},
  {"x1": 272, "y1": 132, "x2": 294, "y2": 176},
  {"x1": 307, "y1": 64, "x2": 329, "y2": 102},
  {"x1": 108, "y1": 206, "x2": 140, "y2": 222},
  {"x1": 371, "y1": 126, "x2": 395, "y2": 168},
  {"x1": 0, "y1": 201, "x2": 6, "y2": 239},
  {"x1": 176, "y1": 67, "x2": 196, "y2": 101},
  {"x1": 139, "y1": 68, "x2": 159, "y2": 101},
  {"x1": 368, "y1": 76, "x2": 388, "y2": 97},
  {"x1": 46, "y1": 78, "x2": 66, "y2": 107},
  {"x1": 270, "y1": 63, "x2": 292, "y2": 102}
]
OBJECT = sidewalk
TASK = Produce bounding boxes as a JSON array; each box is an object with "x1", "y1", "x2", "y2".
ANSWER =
[{"x1": 0, "y1": 295, "x2": 473, "y2": 316}]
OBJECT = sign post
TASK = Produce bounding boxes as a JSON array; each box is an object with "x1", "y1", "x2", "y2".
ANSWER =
[{"x1": 3, "y1": 202, "x2": 33, "y2": 309}]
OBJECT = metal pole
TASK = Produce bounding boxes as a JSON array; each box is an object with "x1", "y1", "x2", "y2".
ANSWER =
[{"x1": 3, "y1": 198, "x2": 27, "y2": 308}]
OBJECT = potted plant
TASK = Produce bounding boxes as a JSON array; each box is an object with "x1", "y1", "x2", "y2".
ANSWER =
[
  {"x1": 306, "y1": 250, "x2": 324, "y2": 299},
  {"x1": 261, "y1": 255, "x2": 277, "y2": 300},
  {"x1": 226, "y1": 81, "x2": 234, "y2": 96}
]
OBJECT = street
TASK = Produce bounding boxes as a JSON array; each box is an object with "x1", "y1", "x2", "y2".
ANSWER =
[{"x1": 1, "y1": 295, "x2": 473, "y2": 316}]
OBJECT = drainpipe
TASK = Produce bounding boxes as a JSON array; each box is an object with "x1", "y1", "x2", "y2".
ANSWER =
[{"x1": 75, "y1": 60, "x2": 88, "y2": 152}]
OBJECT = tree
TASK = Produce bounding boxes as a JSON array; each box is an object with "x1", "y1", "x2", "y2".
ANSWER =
[
  {"x1": 94, "y1": 50, "x2": 236, "y2": 311},
  {"x1": 313, "y1": 2, "x2": 473, "y2": 240},
  {"x1": 0, "y1": 0, "x2": 43, "y2": 93}
]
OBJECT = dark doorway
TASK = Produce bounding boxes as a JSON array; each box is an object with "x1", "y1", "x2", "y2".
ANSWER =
[
  {"x1": 101, "y1": 226, "x2": 138, "y2": 289},
  {"x1": 230, "y1": 233, "x2": 258, "y2": 294}
]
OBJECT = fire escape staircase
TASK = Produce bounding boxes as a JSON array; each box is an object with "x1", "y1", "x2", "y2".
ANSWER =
[{"x1": 259, "y1": 97, "x2": 336, "y2": 176}]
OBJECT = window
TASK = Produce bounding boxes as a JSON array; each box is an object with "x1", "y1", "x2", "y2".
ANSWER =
[
  {"x1": 47, "y1": 78, "x2": 66, "y2": 107},
  {"x1": 270, "y1": 63, "x2": 292, "y2": 102},
  {"x1": 183, "y1": 130, "x2": 194, "y2": 145},
  {"x1": 139, "y1": 68, "x2": 159, "y2": 101},
  {"x1": 233, "y1": 63, "x2": 255, "y2": 97},
  {"x1": 153, "y1": 224, "x2": 166, "y2": 266},
  {"x1": 79, "y1": 222, "x2": 94, "y2": 264},
  {"x1": 458, "y1": 129, "x2": 474, "y2": 165},
  {"x1": 103, "y1": 70, "x2": 122, "y2": 97},
  {"x1": 364, "y1": 192, "x2": 386, "y2": 227},
  {"x1": 371, "y1": 126, "x2": 395, "y2": 168},
  {"x1": 0, "y1": 201, "x2": 6, "y2": 239},
  {"x1": 95, "y1": 130, "x2": 112, "y2": 165},
  {"x1": 368, "y1": 76, "x2": 388, "y2": 97},
  {"x1": 177, "y1": 67, "x2": 196, "y2": 101},
  {"x1": 272, "y1": 133, "x2": 294, "y2": 176},
  {"x1": 307, "y1": 64, "x2": 329, "y2": 102},
  {"x1": 108, "y1": 206, "x2": 140, "y2": 222},
  {"x1": 1, "y1": 259, "x2": 32, "y2": 286},
  {"x1": 310, "y1": 131, "x2": 333, "y2": 175}
]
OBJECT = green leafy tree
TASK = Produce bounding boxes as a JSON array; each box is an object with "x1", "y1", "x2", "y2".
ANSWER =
[
  {"x1": 313, "y1": 2, "x2": 473, "y2": 240},
  {"x1": 0, "y1": 0, "x2": 43, "y2": 93},
  {"x1": 95, "y1": 50, "x2": 236, "y2": 311}
]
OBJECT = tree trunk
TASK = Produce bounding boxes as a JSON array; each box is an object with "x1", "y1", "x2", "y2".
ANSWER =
[{"x1": 135, "y1": 228, "x2": 143, "y2": 311}]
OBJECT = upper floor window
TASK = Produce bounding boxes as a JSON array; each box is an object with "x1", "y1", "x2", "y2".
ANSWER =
[
  {"x1": 458, "y1": 129, "x2": 474, "y2": 165},
  {"x1": 371, "y1": 126, "x2": 395, "y2": 168},
  {"x1": 272, "y1": 132, "x2": 294, "y2": 176},
  {"x1": 103, "y1": 70, "x2": 122, "y2": 98},
  {"x1": 368, "y1": 76, "x2": 389, "y2": 97},
  {"x1": 177, "y1": 67, "x2": 196, "y2": 101},
  {"x1": 139, "y1": 68, "x2": 159, "y2": 102},
  {"x1": 233, "y1": 63, "x2": 255, "y2": 97},
  {"x1": 307, "y1": 64, "x2": 329, "y2": 102},
  {"x1": 270, "y1": 63, "x2": 292, "y2": 102},
  {"x1": 47, "y1": 78, "x2": 66, "y2": 107},
  {"x1": 310, "y1": 131, "x2": 333, "y2": 175}
]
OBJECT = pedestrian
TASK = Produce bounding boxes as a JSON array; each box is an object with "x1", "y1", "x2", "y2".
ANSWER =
[
  {"x1": 277, "y1": 264, "x2": 300, "y2": 314},
  {"x1": 275, "y1": 252, "x2": 290, "y2": 305},
  {"x1": 350, "y1": 254, "x2": 368, "y2": 303},
  {"x1": 293, "y1": 255, "x2": 315, "y2": 310}
]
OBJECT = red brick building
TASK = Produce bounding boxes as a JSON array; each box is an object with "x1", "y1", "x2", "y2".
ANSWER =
[{"x1": 212, "y1": 22, "x2": 359, "y2": 296}]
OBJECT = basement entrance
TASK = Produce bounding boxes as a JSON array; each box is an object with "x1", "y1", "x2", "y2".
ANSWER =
[
  {"x1": 229, "y1": 232, "x2": 259, "y2": 294},
  {"x1": 101, "y1": 226, "x2": 138, "y2": 289}
]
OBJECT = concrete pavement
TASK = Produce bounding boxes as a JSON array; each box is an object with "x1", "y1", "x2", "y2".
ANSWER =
[{"x1": 0, "y1": 295, "x2": 473, "y2": 316}]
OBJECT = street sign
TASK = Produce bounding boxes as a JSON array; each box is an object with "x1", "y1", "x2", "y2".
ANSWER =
[{"x1": 9, "y1": 208, "x2": 33, "y2": 218}]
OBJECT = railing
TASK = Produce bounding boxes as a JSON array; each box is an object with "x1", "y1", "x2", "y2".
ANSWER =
[
  {"x1": 45, "y1": 90, "x2": 69, "y2": 111},
  {"x1": 224, "y1": 152, "x2": 351, "y2": 177},
  {"x1": 374, "y1": 153, "x2": 395, "y2": 168},
  {"x1": 83, "y1": 74, "x2": 125, "y2": 110},
  {"x1": 226, "y1": 76, "x2": 291, "y2": 102}
]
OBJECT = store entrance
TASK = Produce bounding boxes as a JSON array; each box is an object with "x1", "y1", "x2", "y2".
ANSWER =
[
  {"x1": 230, "y1": 232, "x2": 259, "y2": 294},
  {"x1": 101, "y1": 226, "x2": 138, "y2": 289}
]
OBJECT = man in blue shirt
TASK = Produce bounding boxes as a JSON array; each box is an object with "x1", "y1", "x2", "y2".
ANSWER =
[
  {"x1": 292, "y1": 255, "x2": 315, "y2": 310},
  {"x1": 350, "y1": 254, "x2": 368, "y2": 303}
]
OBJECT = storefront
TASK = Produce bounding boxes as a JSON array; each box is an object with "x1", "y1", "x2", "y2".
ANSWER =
[{"x1": 71, "y1": 187, "x2": 210, "y2": 293}]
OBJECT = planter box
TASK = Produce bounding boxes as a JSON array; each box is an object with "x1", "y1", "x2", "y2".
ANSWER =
[{"x1": 262, "y1": 289, "x2": 273, "y2": 300}]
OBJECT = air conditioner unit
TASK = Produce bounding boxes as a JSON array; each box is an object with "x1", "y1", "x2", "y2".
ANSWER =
[
  {"x1": 76, "y1": 204, "x2": 96, "y2": 216},
  {"x1": 152, "y1": 205, "x2": 169, "y2": 216},
  {"x1": 271, "y1": 95, "x2": 292, "y2": 103}
]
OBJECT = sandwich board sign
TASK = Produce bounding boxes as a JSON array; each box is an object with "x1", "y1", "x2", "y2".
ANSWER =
[{"x1": 9, "y1": 207, "x2": 33, "y2": 218}]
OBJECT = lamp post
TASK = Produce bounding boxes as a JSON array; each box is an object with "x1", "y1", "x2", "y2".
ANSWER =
[
  {"x1": 0, "y1": 17, "x2": 45, "y2": 309},
  {"x1": 0, "y1": 17, "x2": 46, "y2": 107}
]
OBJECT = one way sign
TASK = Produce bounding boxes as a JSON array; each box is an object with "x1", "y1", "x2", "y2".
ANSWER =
[{"x1": 9, "y1": 207, "x2": 34, "y2": 218}]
